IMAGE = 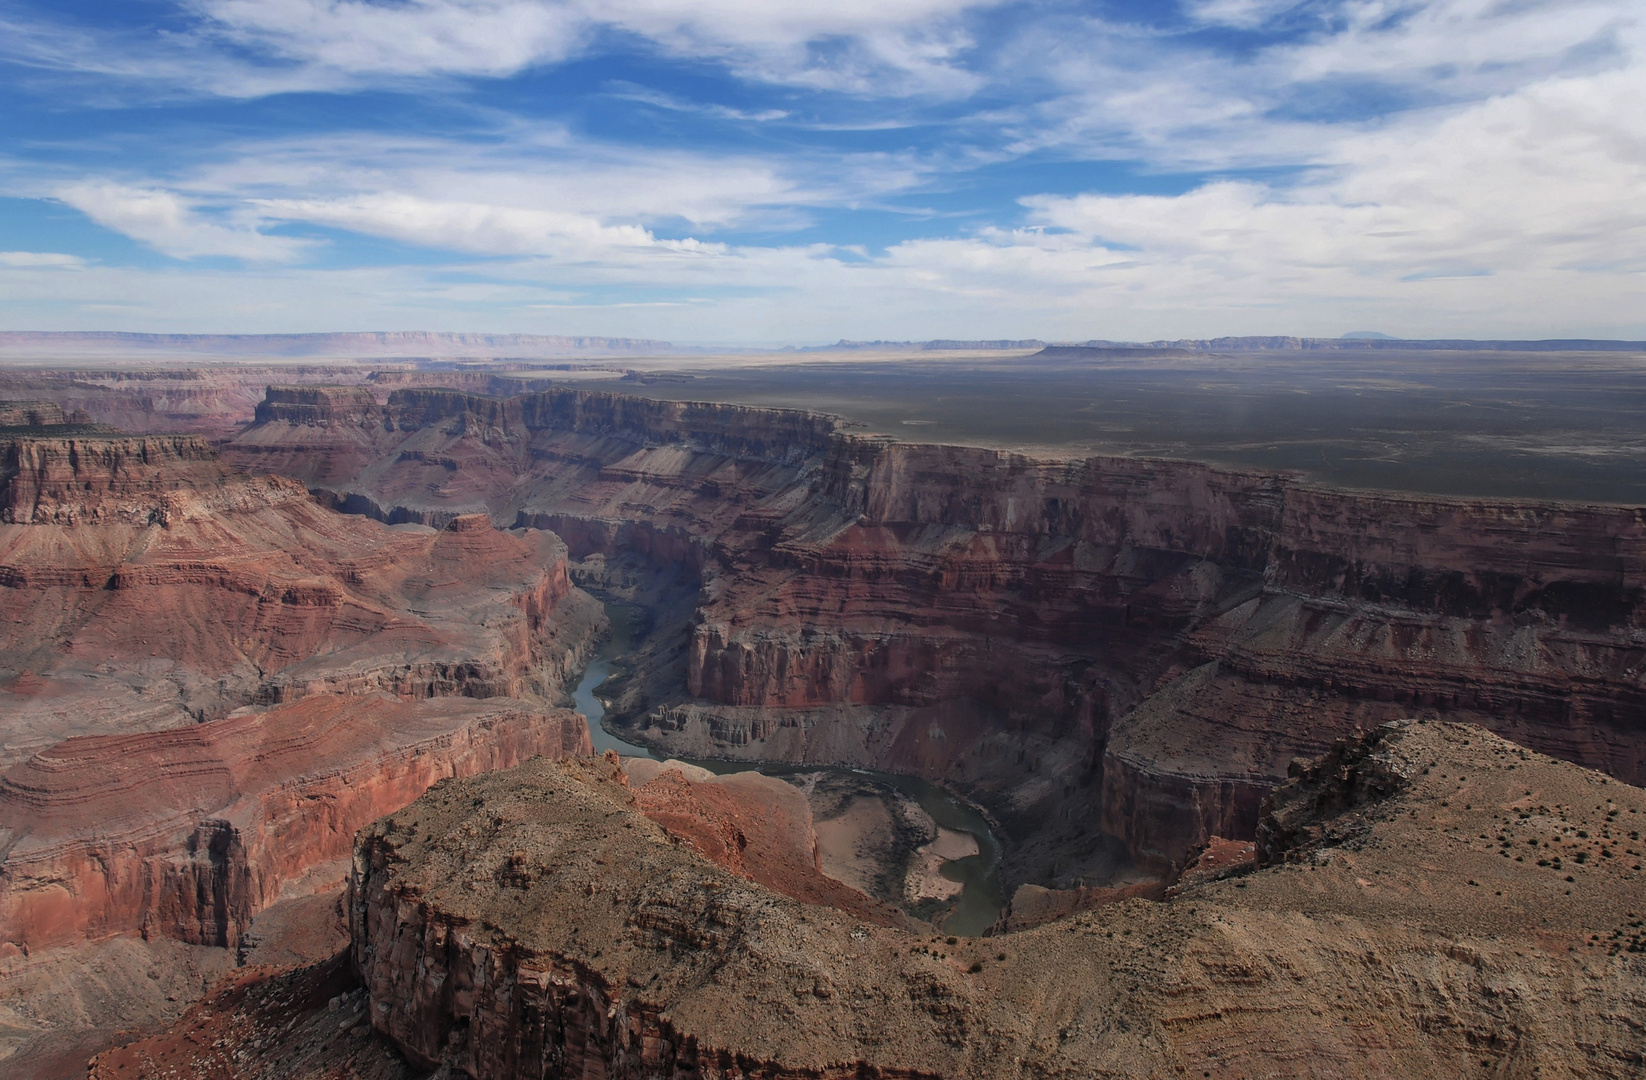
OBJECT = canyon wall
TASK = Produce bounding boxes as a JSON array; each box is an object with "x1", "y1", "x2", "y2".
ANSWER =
[
  {"x1": 230, "y1": 384, "x2": 1646, "y2": 876},
  {"x1": 0, "y1": 424, "x2": 604, "y2": 963},
  {"x1": 0, "y1": 696, "x2": 589, "y2": 954},
  {"x1": 3, "y1": 433, "x2": 228, "y2": 524}
]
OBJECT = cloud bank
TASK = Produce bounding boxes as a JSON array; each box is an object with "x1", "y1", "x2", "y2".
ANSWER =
[{"x1": 0, "y1": 0, "x2": 1640, "y2": 339}]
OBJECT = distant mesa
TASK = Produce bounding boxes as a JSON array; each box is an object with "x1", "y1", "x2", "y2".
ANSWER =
[
  {"x1": 1036, "y1": 335, "x2": 1646, "y2": 356},
  {"x1": 0, "y1": 400, "x2": 66, "y2": 426},
  {"x1": 0, "y1": 330, "x2": 679, "y2": 360},
  {"x1": 801, "y1": 339, "x2": 1048, "y2": 351}
]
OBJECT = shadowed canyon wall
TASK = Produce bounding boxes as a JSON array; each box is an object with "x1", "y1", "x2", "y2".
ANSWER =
[{"x1": 228, "y1": 385, "x2": 1646, "y2": 876}]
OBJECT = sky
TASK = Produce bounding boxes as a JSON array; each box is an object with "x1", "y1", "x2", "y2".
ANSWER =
[{"x1": 0, "y1": 0, "x2": 1642, "y2": 344}]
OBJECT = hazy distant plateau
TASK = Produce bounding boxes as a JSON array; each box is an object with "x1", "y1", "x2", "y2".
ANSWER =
[{"x1": 600, "y1": 347, "x2": 1646, "y2": 504}]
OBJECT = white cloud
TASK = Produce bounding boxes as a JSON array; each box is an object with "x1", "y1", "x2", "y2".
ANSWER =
[
  {"x1": 23, "y1": 54, "x2": 1646, "y2": 339},
  {"x1": 0, "y1": 251, "x2": 88, "y2": 269},
  {"x1": 253, "y1": 192, "x2": 717, "y2": 259},
  {"x1": 1182, "y1": 0, "x2": 1303, "y2": 31},
  {"x1": 54, "y1": 183, "x2": 310, "y2": 261},
  {"x1": 1006, "y1": 0, "x2": 1641, "y2": 170},
  {"x1": 194, "y1": 0, "x2": 587, "y2": 77},
  {"x1": 7, "y1": 0, "x2": 1646, "y2": 340},
  {"x1": 119, "y1": 0, "x2": 1003, "y2": 96},
  {"x1": 189, "y1": 134, "x2": 833, "y2": 229}
]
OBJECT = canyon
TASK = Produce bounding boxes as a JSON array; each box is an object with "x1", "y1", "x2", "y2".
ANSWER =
[
  {"x1": 0, "y1": 414, "x2": 599, "y2": 1070},
  {"x1": 225, "y1": 381, "x2": 1646, "y2": 884},
  {"x1": 4, "y1": 348, "x2": 1646, "y2": 1076}
]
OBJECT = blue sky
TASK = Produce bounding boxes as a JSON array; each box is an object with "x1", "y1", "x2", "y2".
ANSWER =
[{"x1": 0, "y1": 0, "x2": 1641, "y2": 342}]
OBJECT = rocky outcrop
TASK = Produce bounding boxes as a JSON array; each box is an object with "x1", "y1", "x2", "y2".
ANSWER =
[
  {"x1": 0, "y1": 401, "x2": 67, "y2": 427},
  {"x1": 336, "y1": 727, "x2": 1646, "y2": 1080},
  {"x1": 1254, "y1": 725, "x2": 1417, "y2": 864},
  {"x1": 348, "y1": 757, "x2": 992, "y2": 1079},
  {"x1": 253, "y1": 386, "x2": 381, "y2": 425},
  {"x1": 0, "y1": 695, "x2": 590, "y2": 954},
  {"x1": 2, "y1": 432, "x2": 229, "y2": 524}
]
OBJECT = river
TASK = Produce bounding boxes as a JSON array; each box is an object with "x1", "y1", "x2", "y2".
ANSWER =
[{"x1": 571, "y1": 604, "x2": 1007, "y2": 936}]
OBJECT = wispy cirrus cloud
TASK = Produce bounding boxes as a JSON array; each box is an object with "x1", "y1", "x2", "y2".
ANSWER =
[
  {"x1": 2, "y1": 0, "x2": 1644, "y2": 339},
  {"x1": 1, "y1": 0, "x2": 1008, "y2": 98},
  {"x1": 55, "y1": 183, "x2": 312, "y2": 261},
  {"x1": 0, "y1": 250, "x2": 88, "y2": 269}
]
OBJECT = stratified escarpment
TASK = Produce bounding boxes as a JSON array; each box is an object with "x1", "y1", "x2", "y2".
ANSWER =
[
  {"x1": 0, "y1": 427, "x2": 596, "y2": 760},
  {"x1": 0, "y1": 368, "x2": 389, "y2": 438},
  {"x1": 0, "y1": 695, "x2": 588, "y2": 953},
  {"x1": 325, "y1": 724, "x2": 1646, "y2": 1080},
  {"x1": 0, "y1": 423, "x2": 602, "y2": 966},
  {"x1": 226, "y1": 384, "x2": 1646, "y2": 882},
  {"x1": 2, "y1": 431, "x2": 227, "y2": 524}
]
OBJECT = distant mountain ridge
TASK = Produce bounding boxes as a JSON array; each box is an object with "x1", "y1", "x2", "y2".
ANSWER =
[
  {"x1": 1053, "y1": 336, "x2": 1646, "y2": 352},
  {"x1": 801, "y1": 339, "x2": 1048, "y2": 351},
  {"x1": 0, "y1": 331, "x2": 678, "y2": 359},
  {"x1": 5, "y1": 331, "x2": 1643, "y2": 360},
  {"x1": 806, "y1": 335, "x2": 1646, "y2": 354}
]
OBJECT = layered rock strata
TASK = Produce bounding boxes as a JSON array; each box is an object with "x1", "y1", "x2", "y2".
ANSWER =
[
  {"x1": 342, "y1": 724, "x2": 1646, "y2": 1080},
  {"x1": 0, "y1": 428, "x2": 604, "y2": 974},
  {"x1": 228, "y1": 385, "x2": 1646, "y2": 877},
  {"x1": 0, "y1": 369, "x2": 386, "y2": 437},
  {"x1": 0, "y1": 695, "x2": 588, "y2": 954},
  {"x1": 0, "y1": 430, "x2": 596, "y2": 765}
]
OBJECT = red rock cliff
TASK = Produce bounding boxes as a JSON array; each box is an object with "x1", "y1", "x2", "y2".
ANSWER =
[
  {"x1": 229, "y1": 385, "x2": 1646, "y2": 876},
  {"x1": 0, "y1": 695, "x2": 590, "y2": 954}
]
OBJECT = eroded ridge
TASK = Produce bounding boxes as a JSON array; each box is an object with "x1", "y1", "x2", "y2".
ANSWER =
[{"x1": 324, "y1": 723, "x2": 1646, "y2": 1080}]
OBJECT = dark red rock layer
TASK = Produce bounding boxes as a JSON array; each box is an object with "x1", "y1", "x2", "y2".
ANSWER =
[
  {"x1": 0, "y1": 434, "x2": 604, "y2": 963},
  {"x1": 0, "y1": 695, "x2": 589, "y2": 954}
]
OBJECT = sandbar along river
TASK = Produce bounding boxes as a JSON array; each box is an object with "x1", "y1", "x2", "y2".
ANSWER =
[{"x1": 573, "y1": 608, "x2": 1006, "y2": 936}]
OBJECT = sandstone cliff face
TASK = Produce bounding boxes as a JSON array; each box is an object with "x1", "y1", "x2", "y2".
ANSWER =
[
  {"x1": 622, "y1": 759, "x2": 908, "y2": 927},
  {"x1": 253, "y1": 385, "x2": 382, "y2": 426},
  {"x1": 0, "y1": 695, "x2": 589, "y2": 954},
  {"x1": 342, "y1": 729, "x2": 1646, "y2": 1080},
  {"x1": 0, "y1": 464, "x2": 591, "y2": 765},
  {"x1": 688, "y1": 443, "x2": 1646, "y2": 871},
  {"x1": 0, "y1": 432, "x2": 606, "y2": 967},
  {"x1": 229, "y1": 384, "x2": 1646, "y2": 878},
  {"x1": 2, "y1": 432, "x2": 228, "y2": 524}
]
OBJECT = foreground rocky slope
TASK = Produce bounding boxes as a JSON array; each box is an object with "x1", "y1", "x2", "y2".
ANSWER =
[
  {"x1": 130, "y1": 721, "x2": 1642, "y2": 1079},
  {"x1": 229, "y1": 384, "x2": 1646, "y2": 883}
]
